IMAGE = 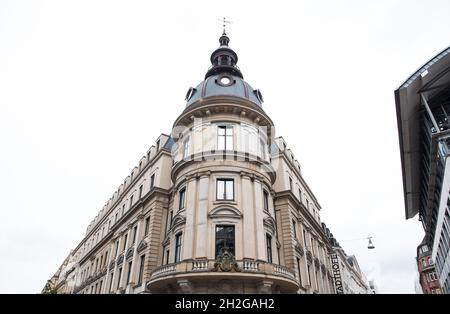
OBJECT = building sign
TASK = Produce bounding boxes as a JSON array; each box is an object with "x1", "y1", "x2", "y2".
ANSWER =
[{"x1": 331, "y1": 253, "x2": 343, "y2": 294}]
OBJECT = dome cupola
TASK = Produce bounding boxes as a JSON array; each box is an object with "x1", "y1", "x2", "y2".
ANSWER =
[
  {"x1": 184, "y1": 31, "x2": 264, "y2": 109},
  {"x1": 205, "y1": 31, "x2": 243, "y2": 79}
]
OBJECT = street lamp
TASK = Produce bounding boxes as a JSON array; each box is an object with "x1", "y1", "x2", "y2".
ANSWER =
[{"x1": 367, "y1": 237, "x2": 375, "y2": 249}]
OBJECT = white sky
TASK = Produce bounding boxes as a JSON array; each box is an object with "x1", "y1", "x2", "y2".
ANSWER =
[{"x1": 1, "y1": 0, "x2": 449, "y2": 294}]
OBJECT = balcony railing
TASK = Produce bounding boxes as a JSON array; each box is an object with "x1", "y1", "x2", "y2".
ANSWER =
[{"x1": 149, "y1": 259, "x2": 296, "y2": 282}]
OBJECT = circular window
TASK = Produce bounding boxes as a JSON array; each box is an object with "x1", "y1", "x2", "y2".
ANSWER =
[
  {"x1": 216, "y1": 75, "x2": 234, "y2": 86},
  {"x1": 220, "y1": 77, "x2": 231, "y2": 85}
]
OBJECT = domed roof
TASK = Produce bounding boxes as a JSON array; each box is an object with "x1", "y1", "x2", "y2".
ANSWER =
[
  {"x1": 185, "y1": 74, "x2": 263, "y2": 108},
  {"x1": 184, "y1": 31, "x2": 264, "y2": 109}
]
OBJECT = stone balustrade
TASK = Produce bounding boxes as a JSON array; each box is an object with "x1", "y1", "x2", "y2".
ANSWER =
[{"x1": 149, "y1": 259, "x2": 296, "y2": 282}]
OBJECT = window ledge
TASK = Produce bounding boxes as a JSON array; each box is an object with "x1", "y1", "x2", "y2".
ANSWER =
[{"x1": 213, "y1": 200, "x2": 237, "y2": 206}]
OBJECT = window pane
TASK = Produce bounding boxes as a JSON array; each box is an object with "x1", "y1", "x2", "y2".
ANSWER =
[
  {"x1": 218, "y1": 126, "x2": 226, "y2": 135},
  {"x1": 226, "y1": 126, "x2": 233, "y2": 136},
  {"x1": 217, "y1": 180, "x2": 225, "y2": 199},
  {"x1": 218, "y1": 136, "x2": 225, "y2": 150},
  {"x1": 226, "y1": 135, "x2": 233, "y2": 150},
  {"x1": 179, "y1": 189, "x2": 185, "y2": 210},
  {"x1": 225, "y1": 180, "x2": 234, "y2": 200},
  {"x1": 215, "y1": 225, "x2": 235, "y2": 258}
]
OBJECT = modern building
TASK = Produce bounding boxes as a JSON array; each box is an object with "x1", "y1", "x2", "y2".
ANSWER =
[
  {"x1": 395, "y1": 45, "x2": 450, "y2": 293},
  {"x1": 323, "y1": 225, "x2": 371, "y2": 294},
  {"x1": 417, "y1": 238, "x2": 442, "y2": 294},
  {"x1": 44, "y1": 31, "x2": 338, "y2": 294}
]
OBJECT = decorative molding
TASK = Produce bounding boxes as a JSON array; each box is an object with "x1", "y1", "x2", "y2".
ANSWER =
[
  {"x1": 294, "y1": 240, "x2": 304, "y2": 256},
  {"x1": 208, "y1": 205, "x2": 242, "y2": 220},
  {"x1": 117, "y1": 254, "x2": 124, "y2": 266},
  {"x1": 137, "y1": 240, "x2": 148, "y2": 253},
  {"x1": 126, "y1": 247, "x2": 134, "y2": 260},
  {"x1": 212, "y1": 248, "x2": 241, "y2": 272},
  {"x1": 314, "y1": 257, "x2": 320, "y2": 265},
  {"x1": 170, "y1": 213, "x2": 186, "y2": 231},
  {"x1": 162, "y1": 234, "x2": 171, "y2": 247},
  {"x1": 263, "y1": 216, "x2": 277, "y2": 235},
  {"x1": 306, "y1": 251, "x2": 313, "y2": 264}
]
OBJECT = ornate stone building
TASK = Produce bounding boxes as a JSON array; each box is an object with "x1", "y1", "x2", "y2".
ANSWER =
[{"x1": 45, "y1": 31, "x2": 337, "y2": 294}]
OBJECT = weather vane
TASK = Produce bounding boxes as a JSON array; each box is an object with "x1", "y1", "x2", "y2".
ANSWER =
[{"x1": 218, "y1": 17, "x2": 232, "y2": 34}]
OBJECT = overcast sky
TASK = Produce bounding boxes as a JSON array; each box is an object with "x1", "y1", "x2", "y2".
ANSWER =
[{"x1": 1, "y1": 0, "x2": 449, "y2": 294}]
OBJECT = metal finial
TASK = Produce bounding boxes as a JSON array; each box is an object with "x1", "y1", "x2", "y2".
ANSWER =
[{"x1": 218, "y1": 17, "x2": 232, "y2": 34}]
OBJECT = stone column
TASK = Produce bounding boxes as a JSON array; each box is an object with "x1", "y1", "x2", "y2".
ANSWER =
[
  {"x1": 117, "y1": 229, "x2": 130, "y2": 292},
  {"x1": 182, "y1": 178, "x2": 197, "y2": 260},
  {"x1": 194, "y1": 173, "x2": 210, "y2": 258},
  {"x1": 241, "y1": 173, "x2": 256, "y2": 259},
  {"x1": 253, "y1": 178, "x2": 265, "y2": 261},
  {"x1": 127, "y1": 215, "x2": 144, "y2": 292},
  {"x1": 110, "y1": 235, "x2": 122, "y2": 294}
]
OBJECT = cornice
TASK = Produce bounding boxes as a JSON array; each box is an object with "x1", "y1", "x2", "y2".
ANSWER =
[
  {"x1": 174, "y1": 96, "x2": 274, "y2": 130},
  {"x1": 171, "y1": 153, "x2": 276, "y2": 184},
  {"x1": 271, "y1": 152, "x2": 321, "y2": 210},
  {"x1": 75, "y1": 187, "x2": 170, "y2": 258},
  {"x1": 81, "y1": 149, "x2": 172, "y2": 246},
  {"x1": 274, "y1": 190, "x2": 332, "y2": 249}
]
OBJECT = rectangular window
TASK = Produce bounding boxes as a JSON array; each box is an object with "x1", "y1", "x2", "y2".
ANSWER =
[
  {"x1": 298, "y1": 189, "x2": 302, "y2": 202},
  {"x1": 289, "y1": 177, "x2": 293, "y2": 191},
  {"x1": 132, "y1": 225, "x2": 137, "y2": 244},
  {"x1": 307, "y1": 264, "x2": 312, "y2": 286},
  {"x1": 297, "y1": 257, "x2": 302, "y2": 285},
  {"x1": 183, "y1": 137, "x2": 191, "y2": 158},
  {"x1": 126, "y1": 261, "x2": 132, "y2": 285},
  {"x1": 109, "y1": 272, "x2": 114, "y2": 292},
  {"x1": 138, "y1": 255, "x2": 145, "y2": 285},
  {"x1": 217, "y1": 125, "x2": 233, "y2": 150},
  {"x1": 150, "y1": 174, "x2": 155, "y2": 188},
  {"x1": 99, "y1": 280, "x2": 103, "y2": 294},
  {"x1": 217, "y1": 179, "x2": 234, "y2": 200},
  {"x1": 260, "y1": 138, "x2": 266, "y2": 159},
  {"x1": 123, "y1": 234, "x2": 128, "y2": 251},
  {"x1": 263, "y1": 190, "x2": 269, "y2": 211},
  {"x1": 139, "y1": 185, "x2": 143, "y2": 199},
  {"x1": 292, "y1": 219, "x2": 297, "y2": 239},
  {"x1": 130, "y1": 195, "x2": 134, "y2": 208},
  {"x1": 144, "y1": 216, "x2": 150, "y2": 236},
  {"x1": 165, "y1": 249, "x2": 170, "y2": 265},
  {"x1": 117, "y1": 267, "x2": 122, "y2": 290},
  {"x1": 215, "y1": 225, "x2": 235, "y2": 258},
  {"x1": 156, "y1": 140, "x2": 160, "y2": 151},
  {"x1": 174, "y1": 233, "x2": 183, "y2": 263},
  {"x1": 303, "y1": 230, "x2": 307, "y2": 247},
  {"x1": 179, "y1": 188, "x2": 186, "y2": 211},
  {"x1": 266, "y1": 234, "x2": 273, "y2": 263},
  {"x1": 104, "y1": 251, "x2": 108, "y2": 267},
  {"x1": 115, "y1": 241, "x2": 120, "y2": 257}
]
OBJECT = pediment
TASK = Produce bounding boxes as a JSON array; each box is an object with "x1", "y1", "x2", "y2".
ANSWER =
[
  {"x1": 137, "y1": 240, "x2": 147, "y2": 253},
  {"x1": 263, "y1": 216, "x2": 276, "y2": 234},
  {"x1": 208, "y1": 205, "x2": 242, "y2": 219},
  {"x1": 170, "y1": 213, "x2": 186, "y2": 230}
]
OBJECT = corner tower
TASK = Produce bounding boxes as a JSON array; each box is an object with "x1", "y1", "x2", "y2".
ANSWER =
[{"x1": 147, "y1": 32, "x2": 299, "y2": 293}]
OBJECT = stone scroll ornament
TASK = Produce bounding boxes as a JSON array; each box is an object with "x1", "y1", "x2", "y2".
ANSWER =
[{"x1": 213, "y1": 247, "x2": 241, "y2": 272}]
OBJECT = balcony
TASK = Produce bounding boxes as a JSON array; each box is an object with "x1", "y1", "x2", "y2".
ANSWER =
[{"x1": 147, "y1": 259, "x2": 299, "y2": 293}]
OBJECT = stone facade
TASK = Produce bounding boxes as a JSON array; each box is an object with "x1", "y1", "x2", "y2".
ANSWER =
[{"x1": 44, "y1": 32, "x2": 337, "y2": 294}]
